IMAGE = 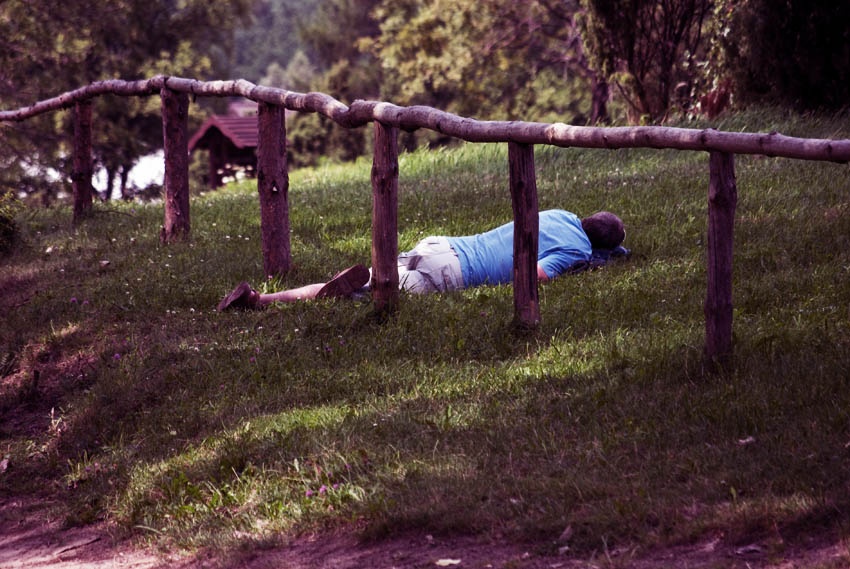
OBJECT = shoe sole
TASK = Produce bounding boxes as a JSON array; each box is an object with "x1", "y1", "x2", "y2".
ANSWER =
[
  {"x1": 217, "y1": 282, "x2": 256, "y2": 311},
  {"x1": 316, "y1": 265, "x2": 370, "y2": 299}
]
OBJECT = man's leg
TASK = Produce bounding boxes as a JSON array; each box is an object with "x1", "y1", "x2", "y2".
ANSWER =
[
  {"x1": 259, "y1": 283, "x2": 326, "y2": 305},
  {"x1": 217, "y1": 265, "x2": 369, "y2": 311}
]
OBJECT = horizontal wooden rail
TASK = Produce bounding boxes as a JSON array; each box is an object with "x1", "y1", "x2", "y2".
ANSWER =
[
  {"x1": 3, "y1": 76, "x2": 849, "y2": 371},
  {"x1": 2, "y1": 76, "x2": 849, "y2": 162}
]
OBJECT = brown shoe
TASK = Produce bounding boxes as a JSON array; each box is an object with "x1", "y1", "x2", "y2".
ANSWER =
[
  {"x1": 217, "y1": 282, "x2": 261, "y2": 311},
  {"x1": 315, "y1": 264, "x2": 370, "y2": 299}
]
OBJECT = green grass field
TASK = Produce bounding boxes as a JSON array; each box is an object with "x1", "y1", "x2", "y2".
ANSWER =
[{"x1": 2, "y1": 109, "x2": 849, "y2": 562}]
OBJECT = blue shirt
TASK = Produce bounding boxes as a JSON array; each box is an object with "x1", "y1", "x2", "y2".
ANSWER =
[{"x1": 447, "y1": 210, "x2": 592, "y2": 287}]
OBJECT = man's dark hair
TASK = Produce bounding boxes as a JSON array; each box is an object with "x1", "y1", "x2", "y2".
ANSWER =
[{"x1": 581, "y1": 211, "x2": 625, "y2": 249}]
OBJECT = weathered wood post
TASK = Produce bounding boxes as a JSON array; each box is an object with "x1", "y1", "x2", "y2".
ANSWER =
[
  {"x1": 371, "y1": 121, "x2": 400, "y2": 316},
  {"x1": 71, "y1": 100, "x2": 93, "y2": 226},
  {"x1": 256, "y1": 102, "x2": 291, "y2": 277},
  {"x1": 508, "y1": 142, "x2": 541, "y2": 329},
  {"x1": 704, "y1": 151, "x2": 738, "y2": 370},
  {"x1": 160, "y1": 87, "x2": 191, "y2": 242}
]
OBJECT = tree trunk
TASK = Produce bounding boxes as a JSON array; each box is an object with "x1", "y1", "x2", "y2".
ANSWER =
[
  {"x1": 256, "y1": 102, "x2": 291, "y2": 277},
  {"x1": 104, "y1": 166, "x2": 116, "y2": 201},
  {"x1": 590, "y1": 77, "x2": 609, "y2": 124},
  {"x1": 508, "y1": 142, "x2": 540, "y2": 330},
  {"x1": 72, "y1": 100, "x2": 93, "y2": 226},
  {"x1": 371, "y1": 121, "x2": 400, "y2": 316},
  {"x1": 120, "y1": 165, "x2": 131, "y2": 200},
  {"x1": 704, "y1": 151, "x2": 737, "y2": 371},
  {"x1": 160, "y1": 87, "x2": 191, "y2": 242}
]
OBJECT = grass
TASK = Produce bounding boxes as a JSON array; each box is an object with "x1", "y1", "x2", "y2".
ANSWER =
[{"x1": 1, "y1": 108, "x2": 850, "y2": 562}]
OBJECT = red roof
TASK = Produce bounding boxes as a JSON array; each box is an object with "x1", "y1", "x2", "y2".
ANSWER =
[{"x1": 189, "y1": 115, "x2": 258, "y2": 152}]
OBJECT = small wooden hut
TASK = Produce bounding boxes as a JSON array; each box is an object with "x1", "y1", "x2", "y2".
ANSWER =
[{"x1": 189, "y1": 115, "x2": 258, "y2": 189}]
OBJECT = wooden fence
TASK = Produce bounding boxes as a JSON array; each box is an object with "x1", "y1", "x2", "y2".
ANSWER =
[{"x1": 3, "y1": 75, "x2": 850, "y2": 369}]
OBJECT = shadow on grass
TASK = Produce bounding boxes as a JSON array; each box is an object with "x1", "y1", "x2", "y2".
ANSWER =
[
  {"x1": 56, "y1": 312, "x2": 849, "y2": 554},
  {"x1": 3, "y1": 134, "x2": 849, "y2": 555}
]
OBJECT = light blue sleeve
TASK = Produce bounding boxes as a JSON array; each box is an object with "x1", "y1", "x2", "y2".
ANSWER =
[
  {"x1": 536, "y1": 210, "x2": 592, "y2": 278},
  {"x1": 539, "y1": 247, "x2": 590, "y2": 278}
]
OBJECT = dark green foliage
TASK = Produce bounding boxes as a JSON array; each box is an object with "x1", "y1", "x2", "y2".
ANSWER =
[
  {"x1": 367, "y1": 0, "x2": 595, "y2": 123},
  {"x1": 0, "y1": 191, "x2": 21, "y2": 256},
  {"x1": 299, "y1": 0, "x2": 382, "y2": 72},
  {"x1": 287, "y1": 114, "x2": 369, "y2": 169},
  {"x1": 231, "y1": 0, "x2": 319, "y2": 83},
  {"x1": 0, "y1": 0, "x2": 254, "y2": 203},
  {"x1": 719, "y1": 0, "x2": 850, "y2": 110},
  {"x1": 579, "y1": 0, "x2": 713, "y2": 122}
]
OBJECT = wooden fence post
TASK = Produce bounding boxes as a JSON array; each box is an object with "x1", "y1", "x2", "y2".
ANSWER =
[
  {"x1": 71, "y1": 100, "x2": 93, "y2": 226},
  {"x1": 508, "y1": 142, "x2": 541, "y2": 330},
  {"x1": 160, "y1": 87, "x2": 190, "y2": 242},
  {"x1": 256, "y1": 102, "x2": 291, "y2": 277},
  {"x1": 371, "y1": 121, "x2": 400, "y2": 316},
  {"x1": 704, "y1": 151, "x2": 738, "y2": 370}
]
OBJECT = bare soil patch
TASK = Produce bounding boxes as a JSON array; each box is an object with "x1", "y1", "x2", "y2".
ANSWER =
[{"x1": 1, "y1": 494, "x2": 847, "y2": 569}]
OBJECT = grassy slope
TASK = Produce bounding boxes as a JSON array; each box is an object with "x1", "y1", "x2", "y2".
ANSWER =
[{"x1": 1, "y1": 109, "x2": 849, "y2": 558}]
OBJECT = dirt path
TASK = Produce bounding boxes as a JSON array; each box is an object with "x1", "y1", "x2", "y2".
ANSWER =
[
  {"x1": 2, "y1": 495, "x2": 848, "y2": 569},
  {"x1": 0, "y1": 498, "x2": 171, "y2": 569}
]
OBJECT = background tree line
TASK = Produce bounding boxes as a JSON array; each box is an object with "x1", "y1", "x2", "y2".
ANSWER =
[
  {"x1": 2, "y1": 0, "x2": 848, "y2": 203},
  {"x1": 1, "y1": 0, "x2": 253, "y2": 204}
]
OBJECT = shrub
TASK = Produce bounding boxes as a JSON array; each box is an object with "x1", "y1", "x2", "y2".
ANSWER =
[
  {"x1": 0, "y1": 191, "x2": 22, "y2": 256},
  {"x1": 287, "y1": 113, "x2": 368, "y2": 168}
]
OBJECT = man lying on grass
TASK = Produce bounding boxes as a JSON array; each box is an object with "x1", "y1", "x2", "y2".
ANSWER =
[{"x1": 217, "y1": 210, "x2": 627, "y2": 310}]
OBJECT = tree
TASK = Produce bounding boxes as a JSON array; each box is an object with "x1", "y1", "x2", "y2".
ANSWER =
[
  {"x1": 579, "y1": 0, "x2": 713, "y2": 123},
  {"x1": 273, "y1": 0, "x2": 383, "y2": 166},
  {"x1": 0, "y1": 0, "x2": 253, "y2": 204},
  {"x1": 231, "y1": 0, "x2": 318, "y2": 83},
  {"x1": 716, "y1": 0, "x2": 850, "y2": 111},
  {"x1": 261, "y1": 51, "x2": 317, "y2": 93},
  {"x1": 299, "y1": 0, "x2": 381, "y2": 68},
  {"x1": 363, "y1": 0, "x2": 601, "y2": 125}
]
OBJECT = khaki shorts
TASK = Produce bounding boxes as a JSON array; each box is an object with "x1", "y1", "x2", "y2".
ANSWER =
[{"x1": 396, "y1": 236, "x2": 465, "y2": 294}]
